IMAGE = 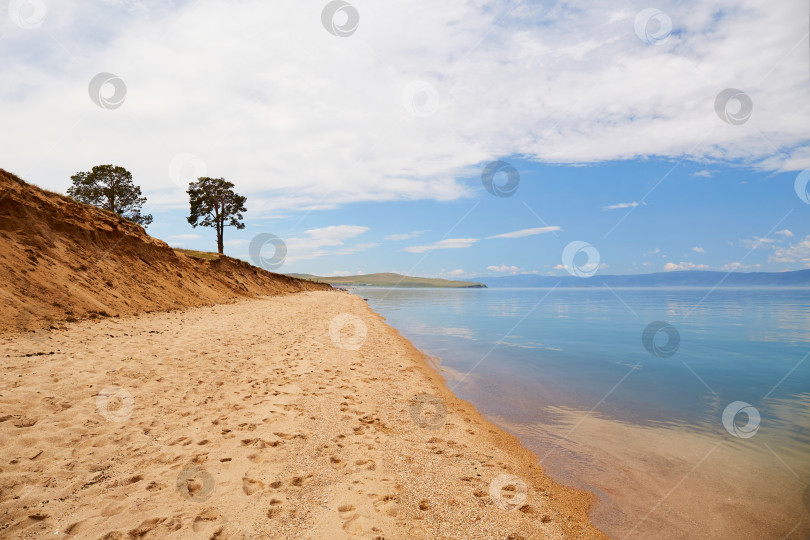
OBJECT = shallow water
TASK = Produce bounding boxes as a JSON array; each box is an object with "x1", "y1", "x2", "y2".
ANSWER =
[{"x1": 357, "y1": 287, "x2": 810, "y2": 539}]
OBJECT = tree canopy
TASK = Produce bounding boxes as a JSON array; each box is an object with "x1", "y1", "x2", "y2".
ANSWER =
[
  {"x1": 67, "y1": 164, "x2": 153, "y2": 226},
  {"x1": 187, "y1": 177, "x2": 247, "y2": 255}
]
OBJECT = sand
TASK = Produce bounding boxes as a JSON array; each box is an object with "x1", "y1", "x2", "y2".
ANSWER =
[
  {"x1": 0, "y1": 168, "x2": 331, "y2": 335},
  {"x1": 493, "y1": 408, "x2": 810, "y2": 539},
  {"x1": 0, "y1": 291, "x2": 605, "y2": 539}
]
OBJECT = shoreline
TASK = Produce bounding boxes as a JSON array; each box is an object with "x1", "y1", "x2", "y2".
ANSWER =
[
  {"x1": 1, "y1": 291, "x2": 605, "y2": 539},
  {"x1": 358, "y1": 297, "x2": 615, "y2": 535},
  {"x1": 357, "y1": 290, "x2": 810, "y2": 539},
  {"x1": 357, "y1": 293, "x2": 605, "y2": 524}
]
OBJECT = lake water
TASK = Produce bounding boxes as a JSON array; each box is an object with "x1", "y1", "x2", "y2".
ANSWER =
[{"x1": 356, "y1": 287, "x2": 810, "y2": 539}]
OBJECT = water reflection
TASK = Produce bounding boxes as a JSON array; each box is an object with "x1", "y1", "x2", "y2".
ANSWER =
[{"x1": 359, "y1": 287, "x2": 810, "y2": 539}]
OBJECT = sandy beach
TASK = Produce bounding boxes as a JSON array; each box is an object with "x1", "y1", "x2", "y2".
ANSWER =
[{"x1": 0, "y1": 291, "x2": 604, "y2": 539}]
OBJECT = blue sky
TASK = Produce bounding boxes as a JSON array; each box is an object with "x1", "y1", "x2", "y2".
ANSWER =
[
  {"x1": 1, "y1": 0, "x2": 809, "y2": 277},
  {"x1": 147, "y1": 158, "x2": 809, "y2": 277}
]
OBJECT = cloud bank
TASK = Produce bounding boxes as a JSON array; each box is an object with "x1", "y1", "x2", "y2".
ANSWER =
[{"x1": 1, "y1": 0, "x2": 808, "y2": 216}]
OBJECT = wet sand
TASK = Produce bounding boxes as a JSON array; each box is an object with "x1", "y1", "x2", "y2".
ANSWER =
[
  {"x1": 485, "y1": 406, "x2": 810, "y2": 539},
  {"x1": 0, "y1": 291, "x2": 604, "y2": 539}
]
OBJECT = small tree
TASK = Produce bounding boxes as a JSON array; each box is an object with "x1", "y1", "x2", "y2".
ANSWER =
[
  {"x1": 67, "y1": 165, "x2": 153, "y2": 226},
  {"x1": 187, "y1": 177, "x2": 247, "y2": 255}
]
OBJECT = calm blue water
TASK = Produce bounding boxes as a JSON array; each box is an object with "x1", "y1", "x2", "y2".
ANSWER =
[{"x1": 356, "y1": 287, "x2": 810, "y2": 538}]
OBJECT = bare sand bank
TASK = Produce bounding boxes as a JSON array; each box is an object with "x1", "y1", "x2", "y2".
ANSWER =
[
  {"x1": 0, "y1": 169, "x2": 331, "y2": 335},
  {"x1": 0, "y1": 291, "x2": 605, "y2": 539}
]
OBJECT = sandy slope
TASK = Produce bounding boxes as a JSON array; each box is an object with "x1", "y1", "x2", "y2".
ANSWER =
[
  {"x1": 0, "y1": 291, "x2": 604, "y2": 539},
  {"x1": 0, "y1": 169, "x2": 330, "y2": 334}
]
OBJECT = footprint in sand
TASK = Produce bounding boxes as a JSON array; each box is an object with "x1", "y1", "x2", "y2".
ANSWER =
[
  {"x1": 242, "y1": 477, "x2": 264, "y2": 495},
  {"x1": 266, "y1": 498, "x2": 284, "y2": 518},
  {"x1": 353, "y1": 458, "x2": 376, "y2": 472},
  {"x1": 372, "y1": 494, "x2": 400, "y2": 517},
  {"x1": 145, "y1": 481, "x2": 165, "y2": 492},
  {"x1": 192, "y1": 507, "x2": 221, "y2": 532},
  {"x1": 290, "y1": 474, "x2": 313, "y2": 487},
  {"x1": 338, "y1": 503, "x2": 356, "y2": 519},
  {"x1": 342, "y1": 513, "x2": 378, "y2": 537}
]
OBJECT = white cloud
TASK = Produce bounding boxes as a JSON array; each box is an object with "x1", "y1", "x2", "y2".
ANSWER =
[
  {"x1": 741, "y1": 237, "x2": 777, "y2": 250},
  {"x1": 284, "y1": 225, "x2": 370, "y2": 262},
  {"x1": 385, "y1": 230, "x2": 428, "y2": 241},
  {"x1": 323, "y1": 270, "x2": 352, "y2": 277},
  {"x1": 769, "y1": 235, "x2": 810, "y2": 265},
  {"x1": 554, "y1": 262, "x2": 604, "y2": 274},
  {"x1": 417, "y1": 269, "x2": 471, "y2": 279},
  {"x1": 691, "y1": 170, "x2": 715, "y2": 178},
  {"x1": 644, "y1": 248, "x2": 661, "y2": 256},
  {"x1": 2, "y1": 0, "x2": 807, "y2": 214},
  {"x1": 487, "y1": 264, "x2": 520, "y2": 274},
  {"x1": 602, "y1": 201, "x2": 645, "y2": 211},
  {"x1": 224, "y1": 239, "x2": 250, "y2": 247},
  {"x1": 488, "y1": 226, "x2": 561, "y2": 239},
  {"x1": 663, "y1": 261, "x2": 710, "y2": 271},
  {"x1": 721, "y1": 262, "x2": 761, "y2": 271},
  {"x1": 403, "y1": 238, "x2": 478, "y2": 253},
  {"x1": 170, "y1": 233, "x2": 202, "y2": 240},
  {"x1": 334, "y1": 242, "x2": 379, "y2": 255},
  {"x1": 775, "y1": 229, "x2": 794, "y2": 238},
  {"x1": 692, "y1": 246, "x2": 705, "y2": 253}
]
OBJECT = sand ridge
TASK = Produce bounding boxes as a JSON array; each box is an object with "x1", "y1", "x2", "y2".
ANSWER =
[
  {"x1": 0, "y1": 169, "x2": 331, "y2": 334},
  {"x1": 0, "y1": 291, "x2": 605, "y2": 539}
]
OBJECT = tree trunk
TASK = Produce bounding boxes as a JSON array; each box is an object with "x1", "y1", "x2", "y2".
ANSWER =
[
  {"x1": 216, "y1": 220, "x2": 223, "y2": 254},
  {"x1": 216, "y1": 199, "x2": 224, "y2": 255}
]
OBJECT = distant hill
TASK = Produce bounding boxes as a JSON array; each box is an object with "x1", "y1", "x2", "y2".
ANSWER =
[
  {"x1": 481, "y1": 269, "x2": 810, "y2": 288},
  {"x1": 288, "y1": 272, "x2": 487, "y2": 288}
]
